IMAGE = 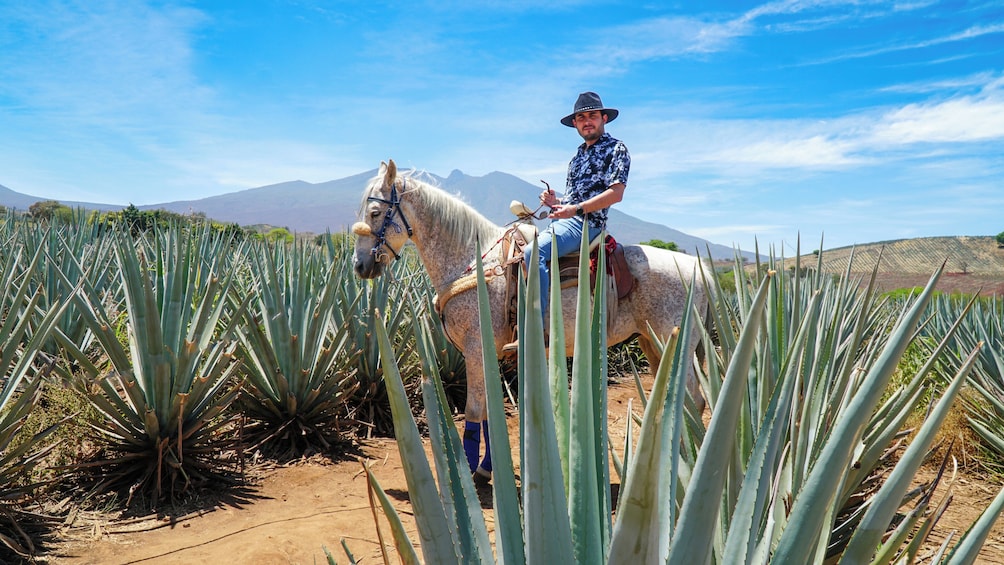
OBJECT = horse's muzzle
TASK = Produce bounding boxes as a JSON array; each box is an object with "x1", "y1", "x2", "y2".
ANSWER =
[{"x1": 354, "y1": 256, "x2": 383, "y2": 279}]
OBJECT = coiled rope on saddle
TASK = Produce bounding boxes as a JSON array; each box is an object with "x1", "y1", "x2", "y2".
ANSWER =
[{"x1": 433, "y1": 223, "x2": 529, "y2": 314}]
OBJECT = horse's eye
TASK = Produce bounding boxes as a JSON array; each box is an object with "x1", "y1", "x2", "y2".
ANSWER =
[{"x1": 370, "y1": 210, "x2": 381, "y2": 219}]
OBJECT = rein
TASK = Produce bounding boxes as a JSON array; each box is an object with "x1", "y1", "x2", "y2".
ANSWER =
[
  {"x1": 366, "y1": 182, "x2": 413, "y2": 262},
  {"x1": 459, "y1": 200, "x2": 550, "y2": 276}
]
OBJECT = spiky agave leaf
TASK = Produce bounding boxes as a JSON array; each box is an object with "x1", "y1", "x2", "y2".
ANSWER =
[
  {"x1": 0, "y1": 372, "x2": 64, "y2": 561},
  {"x1": 335, "y1": 248, "x2": 419, "y2": 436},
  {"x1": 0, "y1": 236, "x2": 73, "y2": 559},
  {"x1": 924, "y1": 294, "x2": 1004, "y2": 472},
  {"x1": 57, "y1": 225, "x2": 244, "y2": 503},
  {"x1": 359, "y1": 233, "x2": 1004, "y2": 565},
  {"x1": 233, "y1": 240, "x2": 359, "y2": 457},
  {"x1": 21, "y1": 216, "x2": 115, "y2": 361}
]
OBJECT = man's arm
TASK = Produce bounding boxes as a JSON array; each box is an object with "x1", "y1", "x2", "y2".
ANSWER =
[
  {"x1": 579, "y1": 182, "x2": 624, "y2": 214},
  {"x1": 548, "y1": 182, "x2": 625, "y2": 219}
]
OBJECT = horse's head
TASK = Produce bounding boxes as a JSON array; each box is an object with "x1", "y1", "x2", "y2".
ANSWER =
[{"x1": 353, "y1": 160, "x2": 413, "y2": 279}]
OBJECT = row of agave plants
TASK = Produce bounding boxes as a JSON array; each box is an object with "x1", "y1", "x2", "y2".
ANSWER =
[
  {"x1": 0, "y1": 215, "x2": 463, "y2": 559},
  {"x1": 351, "y1": 234, "x2": 1004, "y2": 564},
  {"x1": 923, "y1": 292, "x2": 1004, "y2": 473}
]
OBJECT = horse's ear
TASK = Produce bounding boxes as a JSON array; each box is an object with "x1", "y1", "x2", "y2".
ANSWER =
[{"x1": 386, "y1": 159, "x2": 397, "y2": 187}]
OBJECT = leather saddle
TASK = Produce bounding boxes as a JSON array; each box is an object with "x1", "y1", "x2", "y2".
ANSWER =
[{"x1": 501, "y1": 201, "x2": 636, "y2": 343}]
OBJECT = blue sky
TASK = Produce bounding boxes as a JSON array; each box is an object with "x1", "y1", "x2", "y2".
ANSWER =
[{"x1": 1, "y1": 1, "x2": 1002, "y2": 253}]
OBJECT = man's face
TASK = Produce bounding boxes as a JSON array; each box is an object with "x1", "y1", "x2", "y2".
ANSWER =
[{"x1": 573, "y1": 110, "x2": 607, "y2": 144}]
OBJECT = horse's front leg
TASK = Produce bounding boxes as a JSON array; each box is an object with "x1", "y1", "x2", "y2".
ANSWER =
[{"x1": 461, "y1": 345, "x2": 492, "y2": 478}]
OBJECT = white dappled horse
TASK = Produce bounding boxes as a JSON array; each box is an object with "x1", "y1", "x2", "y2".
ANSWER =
[{"x1": 353, "y1": 160, "x2": 711, "y2": 476}]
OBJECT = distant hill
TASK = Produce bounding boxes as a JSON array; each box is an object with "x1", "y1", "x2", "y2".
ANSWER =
[
  {"x1": 781, "y1": 236, "x2": 1004, "y2": 295},
  {"x1": 0, "y1": 171, "x2": 754, "y2": 260},
  {"x1": 0, "y1": 183, "x2": 120, "y2": 213},
  {"x1": 141, "y1": 169, "x2": 749, "y2": 260}
]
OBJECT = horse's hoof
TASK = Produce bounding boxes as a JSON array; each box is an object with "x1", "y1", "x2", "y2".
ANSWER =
[
  {"x1": 472, "y1": 470, "x2": 493, "y2": 508},
  {"x1": 473, "y1": 467, "x2": 492, "y2": 485}
]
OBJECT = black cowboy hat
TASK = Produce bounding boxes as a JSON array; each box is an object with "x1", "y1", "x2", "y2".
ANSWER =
[{"x1": 560, "y1": 91, "x2": 619, "y2": 127}]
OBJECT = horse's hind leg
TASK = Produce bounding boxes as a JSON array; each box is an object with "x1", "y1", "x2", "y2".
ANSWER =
[
  {"x1": 463, "y1": 420, "x2": 482, "y2": 473},
  {"x1": 637, "y1": 335, "x2": 663, "y2": 379},
  {"x1": 480, "y1": 422, "x2": 492, "y2": 473}
]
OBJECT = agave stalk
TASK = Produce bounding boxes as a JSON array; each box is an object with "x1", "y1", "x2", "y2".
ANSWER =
[{"x1": 55, "y1": 225, "x2": 244, "y2": 502}]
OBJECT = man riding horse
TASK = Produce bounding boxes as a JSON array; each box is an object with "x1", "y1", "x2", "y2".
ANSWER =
[
  {"x1": 505, "y1": 91, "x2": 630, "y2": 352},
  {"x1": 353, "y1": 92, "x2": 711, "y2": 478}
]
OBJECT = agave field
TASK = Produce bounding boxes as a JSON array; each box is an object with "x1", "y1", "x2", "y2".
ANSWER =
[
  {"x1": 1, "y1": 213, "x2": 1004, "y2": 563},
  {"x1": 0, "y1": 213, "x2": 466, "y2": 562},
  {"x1": 359, "y1": 236, "x2": 1004, "y2": 564}
]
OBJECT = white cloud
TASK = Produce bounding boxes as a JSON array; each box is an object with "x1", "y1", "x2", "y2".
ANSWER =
[
  {"x1": 869, "y1": 92, "x2": 1004, "y2": 145},
  {"x1": 726, "y1": 135, "x2": 860, "y2": 167},
  {"x1": 623, "y1": 76, "x2": 1004, "y2": 179}
]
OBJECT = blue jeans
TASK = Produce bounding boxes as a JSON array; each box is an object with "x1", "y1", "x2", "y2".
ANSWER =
[{"x1": 526, "y1": 217, "x2": 602, "y2": 319}]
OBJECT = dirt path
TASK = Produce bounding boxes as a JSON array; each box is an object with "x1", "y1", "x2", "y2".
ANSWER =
[
  {"x1": 50, "y1": 441, "x2": 412, "y2": 564},
  {"x1": 47, "y1": 376, "x2": 1004, "y2": 564}
]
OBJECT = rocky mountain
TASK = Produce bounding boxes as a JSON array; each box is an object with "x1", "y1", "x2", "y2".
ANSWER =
[{"x1": 0, "y1": 171, "x2": 753, "y2": 261}]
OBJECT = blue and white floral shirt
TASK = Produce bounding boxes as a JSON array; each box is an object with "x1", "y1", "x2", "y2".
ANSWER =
[{"x1": 563, "y1": 132, "x2": 630, "y2": 231}]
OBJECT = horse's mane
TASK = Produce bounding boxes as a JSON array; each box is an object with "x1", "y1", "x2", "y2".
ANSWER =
[{"x1": 365, "y1": 168, "x2": 500, "y2": 248}]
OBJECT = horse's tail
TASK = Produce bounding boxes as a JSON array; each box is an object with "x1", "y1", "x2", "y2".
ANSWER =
[
  {"x1": 695, "y1": 297, "x2": 716, "y2": 369},
  {"x1": 695, "y1": 253, "x2": 719, "y2": 369}
]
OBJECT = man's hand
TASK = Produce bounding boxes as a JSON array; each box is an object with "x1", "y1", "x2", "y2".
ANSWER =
[
  {"x1": 540, "y1": 188, "x2": 560, "y2": 208},
  {"x1": 547, "y1": 204, "x2": 578, "y2": 219}
]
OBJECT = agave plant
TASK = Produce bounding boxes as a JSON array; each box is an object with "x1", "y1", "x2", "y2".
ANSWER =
[
  {"x1": 0, "y1": 242, "x2": 70, "y2": 560},
  {"x1": 334, "y1": 245, "x2": 421, "y2": 436},
  {"x1": 232, "y1": 240, "x2": 359, "y2": 458},
  {"x1": 706, "y1": 245, "x2": 1003, "y2": 564},
  {"x1": 923, "y1": 293, "x2": 1004, "y2": 471},
  {"x1": 55, "y1": 225, "x2": 244, "y2": 504},
  {"x1": 349, "y1": 229, "x2": 1004, "y2": 564},
  {"x1": 23, "y1": 219, "x2": 116, "y2": 360}
]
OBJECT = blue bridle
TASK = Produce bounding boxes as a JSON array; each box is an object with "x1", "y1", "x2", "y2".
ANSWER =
[{"x1": 366, "y1": 182, "x2": 413, "y2": 262}]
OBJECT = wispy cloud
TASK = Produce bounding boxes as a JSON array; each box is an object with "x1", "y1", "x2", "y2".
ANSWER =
[
  {"x1": 879, "y1": 71, "x2": 1002, "y2": 93},
  {"x1": 726, "y1": 135, "x2": 862, "y2": 167},
  {"x1": 870, "y1": 97, "x2": 1004, "y2": 145},
  {"x1": 626, "y1": 73, "x2": 1004, "y2": 178},
  {"x1": 586, "y1": 0, "x2": 935, "y2": 68},
  {"x1": 802, "y1": 22, "x2": 1004, "y2": 65},
  {"x1": 0, "y1": 2, "x2": 210, "y2": 122}
]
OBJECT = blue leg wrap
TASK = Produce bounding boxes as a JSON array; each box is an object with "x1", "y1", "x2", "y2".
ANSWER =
[
  {"x1": 463, "y1": 421, "x2": 481, "y2": 473},
  {"x1": 480, "y1": 419, "x2": 492, "y2": 473}
]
